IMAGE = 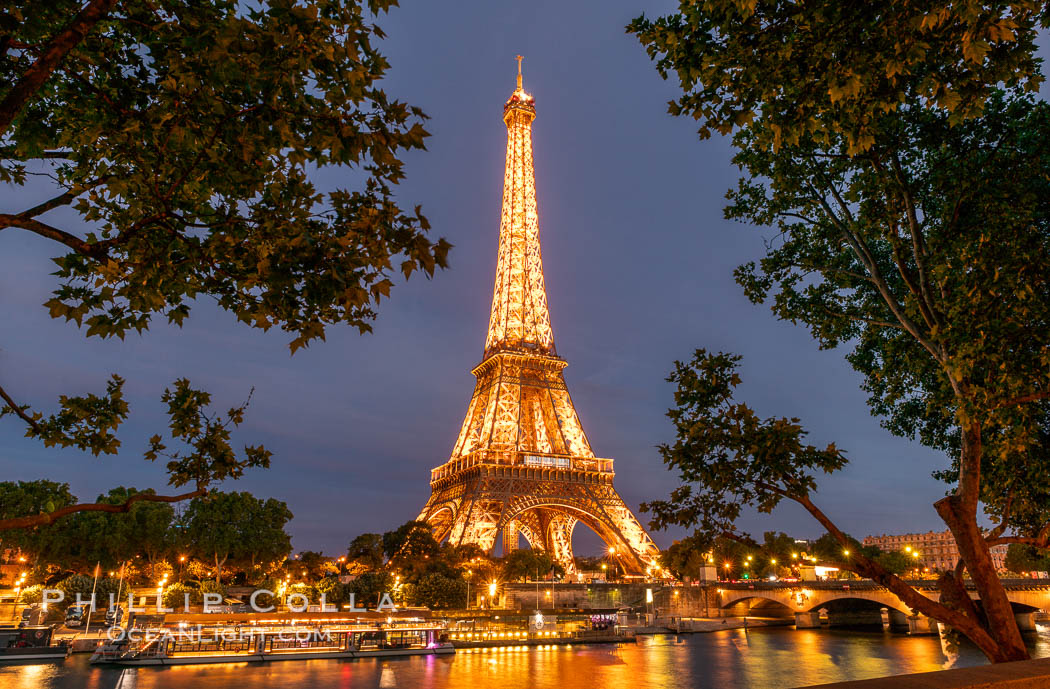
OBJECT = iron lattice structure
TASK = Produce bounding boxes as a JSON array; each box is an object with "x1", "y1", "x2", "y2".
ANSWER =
[{"x1": 417, "y1": 59, "x2": 660, "y2": 575}]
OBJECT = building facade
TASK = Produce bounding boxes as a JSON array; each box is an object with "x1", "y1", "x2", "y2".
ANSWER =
[{"x1": 862, "y1": 529, "x2": 1008, "y2": 572}]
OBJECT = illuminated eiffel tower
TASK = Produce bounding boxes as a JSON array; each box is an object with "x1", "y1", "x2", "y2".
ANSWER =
[{"x1": 417, "y1": 58, "x2": 660, "y2": 575}]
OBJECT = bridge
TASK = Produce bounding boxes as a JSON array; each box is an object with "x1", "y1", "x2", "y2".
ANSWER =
[{"x1": 713, "y1": 579, "x2": 1050, "y2": 633}]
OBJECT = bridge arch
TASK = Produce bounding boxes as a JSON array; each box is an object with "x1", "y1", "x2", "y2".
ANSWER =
[
  {"x1": 718, "y1": 595, "x2": 795, "y2": 619},
  {"x1": 718, "y1": 587, "x2": 913, "y2": 617}
]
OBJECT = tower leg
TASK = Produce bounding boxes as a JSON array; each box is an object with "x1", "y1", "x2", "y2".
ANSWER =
[
  {"x1": 545, "y1": 512, "x2": 578, "y2": 574},
  {"x1": 502, "y1": 522, "x2": 519, "y2": 555}
]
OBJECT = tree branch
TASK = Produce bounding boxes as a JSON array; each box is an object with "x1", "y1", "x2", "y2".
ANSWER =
[
  {"x1": 987, "y1": 487, "x2": 1015, "y2": 541},
  {"x1": 808, "y1": 185, "x2": 943, "y2": 362},
  {"x1": 18, "y1": 184, "x2": 92, "y2": 218},
  {"x1": 0, "y1": 0, "x2": 119, "y2": 136},
  {"x1": 993, "y1": 390, "x2": 1050, "y2": 411},
  {"x1": 0, "y1": 213, "x2": 102, "y2": 257},
  {"x1": 819, "y1": 304, "x2": 905, "y2": 330},
  {"x1": 0, "y1": 382, "x2": 42, "y2": 433},
  {"x1": 888, "y1": 151, "x2": 941, "y2": 329},
  {"x1": 0, "y1": 148, "x2": 75, "y2": 160},
  {"x1": 0, "y1": 487, "x2": 205, "y2": 531},
  {"x1": 784, "y1": 488, "x2": 1002, "y2": 657}
]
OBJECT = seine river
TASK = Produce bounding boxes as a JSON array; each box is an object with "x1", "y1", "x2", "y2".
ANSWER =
[{"x1": 5, "y1": 628, "x2": 1050, "y2": 689}]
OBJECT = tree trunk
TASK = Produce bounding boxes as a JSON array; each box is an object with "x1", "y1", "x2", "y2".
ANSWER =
[
  {"x1": 935, "y1": 495, "x2": 1026, "y2": 662},
  {"x1": 934, "y1": 419, "x2": 1027, "y2": 662}
]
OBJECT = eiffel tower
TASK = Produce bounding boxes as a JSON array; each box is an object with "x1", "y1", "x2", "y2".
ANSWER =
[{"x1": 417, "y1": 58, "x2": 661, "y2": 575}]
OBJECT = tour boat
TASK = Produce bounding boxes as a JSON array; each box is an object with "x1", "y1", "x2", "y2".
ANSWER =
[
  {"x1": 0, "y1": 626, "x2": 70, "y2": 663},
  {"x1": 90, "y1": 624, "x2": 454, "y2": 665}
]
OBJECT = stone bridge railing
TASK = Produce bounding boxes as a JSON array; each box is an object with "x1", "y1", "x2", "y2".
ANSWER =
[{"x1": 714, "y1": 579, "x2": 1050, "y2": 634}]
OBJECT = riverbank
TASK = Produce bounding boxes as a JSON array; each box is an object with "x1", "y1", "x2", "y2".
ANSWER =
[
  {"x1": 648, "y1": 616, "x2": 794, "y2": 634},
  {"x1": 452, "y1": 630, "x2": 633, "y2": 648},
  {"x1": 804, "y1": 657, "x2": 1050, "y2": 689}
]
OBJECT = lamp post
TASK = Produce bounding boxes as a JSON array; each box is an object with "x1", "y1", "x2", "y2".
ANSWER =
[
  {"x1": 12, "y1": 572, "x2": 25, "y2": 621},
  {"x1": 465, "y1": 570, "x2": 472, "y2": 610}
]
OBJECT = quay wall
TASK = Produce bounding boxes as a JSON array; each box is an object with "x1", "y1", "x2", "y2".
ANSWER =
[
  {"x1": 805, "y1": 657, "x2": 1050, "y2": 689},
  {"x1": 501, "y1": 583, "x2": 728, "y2": 618}
]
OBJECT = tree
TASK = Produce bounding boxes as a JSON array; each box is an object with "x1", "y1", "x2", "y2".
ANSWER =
[
  {"x1": 631, "y1": 1, "x2": 1050, "y2": 663},
  {"x1": 317, "y1": 576, "x2": 347, "y2": 606},
  {"x1": 382, "y1": 520, "x2": 441, "y2": 582},
  {"x1": 1, "y1": 0, "x2": 448, "y2": 527},
  {"x1": 56, "y1": 574, "x2": 119, "y2": 610},
  {"x1": 287, "y1": 582, "x2": 318, "y2": 604},
  {"x1": 501, "y1": 549, "x2": 564, "y2": 583},
  {"x1": 629, "y1": 1, "x2": 1045, "y2": 154},
  {"x1": 181, "y1": 491, "x2": 292, "y2": 584},
  {"x1": 411, "y1": 572, "x2": 466, "y2": 610},
  {"x1": 1004, "y1": 544, "x2": 1050, "y2": 576},
  {"x1": 292, "y1": 551, "x2": 338, "y2": 582},
  {"x1": 0, "y1": 379, "x2": 270, "y2": 530},
  {"x1": 346, "y1": 533, "x2": 385, "y2": 573},
  {"x1": 241, "y1": 497, "x2": 294, "y2": 580},
  {"x1": 162, "y1": 582, "x2": 203, "y2": 609},
  {"x1": 872, "y1": 549, "x2": 917, "y2": 577},
  {"x1": 0, "y1": 481, "x2": 76, "y2": 561},
  {"x1": 347, "y1": 571, "x2": 394, "y2": 609},
  {"x1": 660, "y1": 535, "x2": 711, "y2": 581},
  {"x1": 649, "y1": 350, "x2": 1040, "y2": 661},
  {"x1": 51, "y1": 487, "x2": 177, "y2": 573}
]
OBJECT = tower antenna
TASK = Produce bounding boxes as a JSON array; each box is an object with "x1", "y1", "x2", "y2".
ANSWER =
[{"x1": 515, "y1": 55, "x2": 523, "y2": 90}]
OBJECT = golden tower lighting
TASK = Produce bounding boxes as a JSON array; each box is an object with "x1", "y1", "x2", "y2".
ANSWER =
[{"x1": 415, "y1": 57, "x2": 660, "y2": 575}]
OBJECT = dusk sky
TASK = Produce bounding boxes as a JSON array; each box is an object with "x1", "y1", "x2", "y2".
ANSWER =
[{"x1": 2, "y1": 1, "x2": 1026, "y2": 555}]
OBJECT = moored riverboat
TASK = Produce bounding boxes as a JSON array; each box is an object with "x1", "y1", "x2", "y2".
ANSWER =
[
  {"x1": 90, "y1": 624, "x2": 454, "y2": 666},
  {"x1": 0, "y1": 626, "x2": 71, "y2": 663}
]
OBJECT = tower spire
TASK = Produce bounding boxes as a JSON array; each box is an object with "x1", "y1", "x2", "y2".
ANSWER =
[{"x1": 487, "y1": 54, "x2": 547, "y2": 357}]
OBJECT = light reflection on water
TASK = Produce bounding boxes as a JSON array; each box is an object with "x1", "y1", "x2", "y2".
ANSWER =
[{"x1": 3, "y1": 627, "x2": 1050, "y2": 689}]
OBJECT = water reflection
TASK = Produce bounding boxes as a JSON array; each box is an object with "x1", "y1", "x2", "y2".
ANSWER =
[{"x1": 3, "y1": 627, "x2": 1049, "y2": 689}]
